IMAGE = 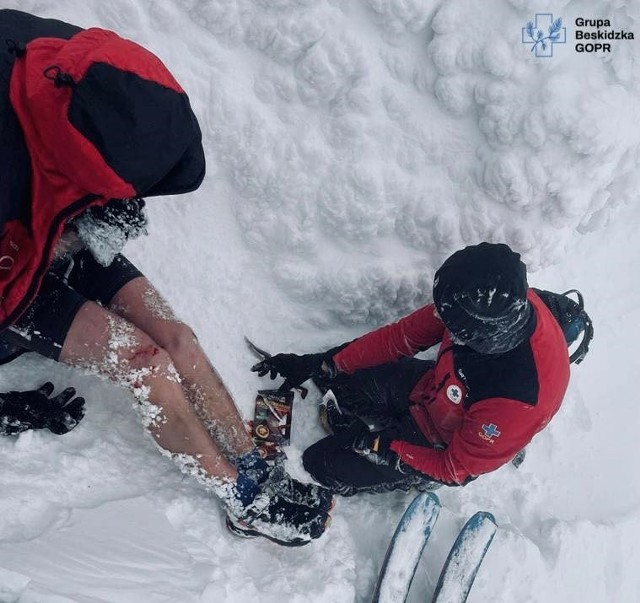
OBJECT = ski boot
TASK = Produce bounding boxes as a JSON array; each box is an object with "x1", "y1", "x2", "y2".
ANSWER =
[
  {"x1": 225, "y1": 491, "x2": 331, "y2": 547},
  {"x1": 235, "y1": 450, "x2": 335, "y2": 512},
  {"x1": 262, "y1": 463, "x2": 335, "y2": 512}
]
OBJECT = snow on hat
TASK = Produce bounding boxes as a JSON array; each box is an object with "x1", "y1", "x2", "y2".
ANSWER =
[{"x1": 433, "y1": 242, "x2": 532, "y2": 354}]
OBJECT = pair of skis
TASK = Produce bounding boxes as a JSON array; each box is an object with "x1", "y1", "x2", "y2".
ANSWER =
[{"x1": 372, "y1": 493, "x2": 497, "y2": 603}]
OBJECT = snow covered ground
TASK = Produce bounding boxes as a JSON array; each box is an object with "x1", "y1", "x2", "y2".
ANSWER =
[{"x1": 1, "y1": 0, "x2": 639, "y2": 601}]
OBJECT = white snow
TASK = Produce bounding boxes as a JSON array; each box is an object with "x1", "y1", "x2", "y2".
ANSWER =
[{"x1": 1, "y1": 0, "x2": 639, "y2": 601}]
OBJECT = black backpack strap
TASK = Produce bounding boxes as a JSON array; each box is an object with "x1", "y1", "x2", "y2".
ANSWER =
[
  {"x1": 533, "y1": 288, "x2": 594, "y2": 364},
  {"x1": 562, "y1": 290, "x2": 593, "y2": 364}
]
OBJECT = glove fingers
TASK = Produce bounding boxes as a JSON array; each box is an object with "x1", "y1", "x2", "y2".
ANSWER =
[
  {"x1": 42, "y1": 397, "x2": 85, "y2": 435},
  {"x1": 46, "y1": 403, "x2": 85, "y2": 435},
  {"x1": 63, "y1": 398, "x2": 86, "y2": 421},
  {"x1": 52, "y1": 387, "x2": 77, "y2": 407},
  {"x1": 47, "y1": 416, "x2": 75, "y2": 435},
  {"x1": 37, "y1": 382, "x2": 55, "y2": 397},
  {"x1": 251, "y1": 361, "x2": 276, "y2": 378},
  {"x1": 278, "y1": 378, "x2": 302, "y2": 394}
]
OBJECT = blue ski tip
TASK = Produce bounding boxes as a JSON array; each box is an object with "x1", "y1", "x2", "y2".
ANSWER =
[
  {"x1": 431, "y1": 511, "x2": 498, "y2": 603},
  {"x1": 372, "y1": 492, "x2": 441, "y2": 603}
]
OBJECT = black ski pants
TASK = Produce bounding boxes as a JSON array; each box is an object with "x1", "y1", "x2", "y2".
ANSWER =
[{"x1": 302, "y1": 358, "x2": 441, "y2": 495}]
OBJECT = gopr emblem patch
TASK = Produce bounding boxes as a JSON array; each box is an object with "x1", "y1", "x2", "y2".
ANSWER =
[{"x1": 479, "y1": 423, "x2": 502, "y2": 444}]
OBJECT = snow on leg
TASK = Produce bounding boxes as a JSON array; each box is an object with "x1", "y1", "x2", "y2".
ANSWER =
[
  {"x1": 59, "y1": 301, "x2": 239, "y2": 486},
  {"x1": 107, "y1": 279, "x2": 336, "y2": 533},
  {"x1": 109, "y1": 277, "x2": 255, "y2": 458}
]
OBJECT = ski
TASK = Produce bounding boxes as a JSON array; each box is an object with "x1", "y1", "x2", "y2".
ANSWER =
[
  {"x1": 431, "y1": 511, "x2": 497, "y2": 603},
  {"x1": 372, "y1": 492, "x2": 441, "y2": 603}
]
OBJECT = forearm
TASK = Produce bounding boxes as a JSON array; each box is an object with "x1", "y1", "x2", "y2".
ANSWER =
[
  {"x1": 333, "y1": 305, "x2": 445, "y2": 374},
  {"x1": 389, "y1": 440, "x2": 471, "y2": 485}
]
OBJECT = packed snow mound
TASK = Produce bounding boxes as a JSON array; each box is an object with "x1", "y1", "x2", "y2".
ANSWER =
[
  {"x1": 166, "y1": 0, "x2": 640, "y2": 326},
  {"x1": 431, "y1": 0, "x2": 640, "y2": 252}
]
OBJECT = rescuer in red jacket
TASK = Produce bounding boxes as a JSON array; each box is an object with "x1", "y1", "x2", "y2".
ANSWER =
[{"x1": 252, "y1": 243, "x2": 571, "y2": 495}]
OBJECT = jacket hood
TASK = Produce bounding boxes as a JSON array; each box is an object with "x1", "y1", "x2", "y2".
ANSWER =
[
  {"x1": 0, "y1": 25, "x2": 205, "y2": 332},
  {"x1": 10, "y1": 27, "x2": 205, "y2": 201}
]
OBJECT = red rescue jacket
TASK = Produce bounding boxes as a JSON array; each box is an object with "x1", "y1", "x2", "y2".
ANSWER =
[
  {"x1": 0, "y1": 10, "x2": 205, "y2": 332},
  {"x1": 332, "y1": 290, "x2": 570, "y2": 484}
]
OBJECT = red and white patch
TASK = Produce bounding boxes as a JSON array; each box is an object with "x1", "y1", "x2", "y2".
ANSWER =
[{"x1": 446, "y1": 384, "x2": 463, "y2": 404}]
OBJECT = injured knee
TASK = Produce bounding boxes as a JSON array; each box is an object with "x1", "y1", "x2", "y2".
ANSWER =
[{"x1": 122, "y1": 344, "x2": 162, "y2": 368}]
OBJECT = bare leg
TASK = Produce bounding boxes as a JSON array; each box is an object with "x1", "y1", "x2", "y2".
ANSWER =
[
  {"x1": 60, "y1": 301, "x2": 239, "y2": 483},
  {"x1": 109, "y1": 277, "x2": 255, "y2": 458},
  {"x1": 104, "y1": 281, "x2": 334, "y2": 545}
]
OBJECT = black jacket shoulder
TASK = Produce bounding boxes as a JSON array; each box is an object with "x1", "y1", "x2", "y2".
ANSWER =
[{"x1": 455, "y1": 313, "x2": 540, "y2": 408}]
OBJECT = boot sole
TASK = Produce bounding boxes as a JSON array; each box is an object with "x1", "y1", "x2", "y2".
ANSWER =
[
  {"x1": 225, "y1": 517, "x2": 315, "y2": 547},
  {"x1": 225, "y1": 517, "x2": 331, "y2": 547}
]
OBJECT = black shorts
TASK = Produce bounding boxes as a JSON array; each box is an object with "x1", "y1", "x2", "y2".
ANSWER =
[{"x1": 0, "y1": 250, "x2": 143, "y2": 363}]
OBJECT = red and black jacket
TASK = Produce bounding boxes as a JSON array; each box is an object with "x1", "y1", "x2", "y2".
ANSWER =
[
  {"x1": 0, "y1": 10, "x2": 205, "y2": 331},
  {"x1": 332, "y1": 290, "x2": 571, "y2": 484}
]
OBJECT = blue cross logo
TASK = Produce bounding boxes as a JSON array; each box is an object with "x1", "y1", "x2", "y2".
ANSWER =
[
  {"x1": 522, "y1": 14, "x2": 566, "y2": 57},
  {"x1": 482, "y1": 423, "x2": 501, "y2": 439}
]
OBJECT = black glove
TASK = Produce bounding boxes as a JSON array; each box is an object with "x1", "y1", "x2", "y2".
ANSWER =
[
  {"x1": 333, "y1": 414, "x2": 399, "y2": 467},
  {"x1": 352, "y1": 431, "x2": 399, "y2": 466},
  {"x1": 0, "y1": 383, "x2": 85, "y2": 436},
  {"x1": 321, "y1": 393, "x2": 397, "y2": 465},
  {"x1": 251, "y1": 353, "x2": 336, "y2": 393},
  {"x1": 321, "y1": 393, "x2": 424, "y2": 476}
]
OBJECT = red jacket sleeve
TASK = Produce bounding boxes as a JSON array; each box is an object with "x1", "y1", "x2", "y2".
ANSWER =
[
  {"x1": 390, "y1": 398, "x2": 538, "y2": 484},
  {"x1": 332, "y1": 304, "x2": 445, "y2": 374}
]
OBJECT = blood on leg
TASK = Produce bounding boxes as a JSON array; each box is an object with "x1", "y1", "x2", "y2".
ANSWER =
[
  {"x1": 109, "y1": 277, "x2": 255, "y2": 458},
  {"x1": 60, "y1": 301, "x2": 239, "y2": 483}
]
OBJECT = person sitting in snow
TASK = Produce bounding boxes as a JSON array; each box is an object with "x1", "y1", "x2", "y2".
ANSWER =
[
  {"x1": 0, "y1": 9, "x2": 332, "y2": 546},
  {"x1": 252, "y1": 242, "x2": 576, "y2": 495}
]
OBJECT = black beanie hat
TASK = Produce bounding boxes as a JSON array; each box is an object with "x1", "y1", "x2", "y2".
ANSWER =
[{"x1": 433, "y1": 243, "x2": 532, "y2": 354}]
